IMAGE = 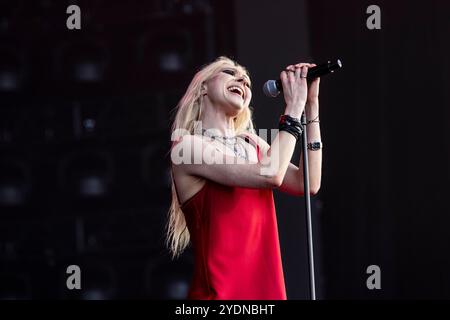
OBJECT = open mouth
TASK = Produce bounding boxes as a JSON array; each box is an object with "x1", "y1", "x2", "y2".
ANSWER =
[{"x1": 227, "y1": 86, "x2": 245, "y2": 99}]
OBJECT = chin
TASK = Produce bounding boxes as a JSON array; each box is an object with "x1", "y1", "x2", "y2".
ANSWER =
[
  {"x1": 231, "y1": 102, "x2": 245, "y2": 113},
  {"x1": 224, "y1": 95, "x2": 246, "y2": 114}
]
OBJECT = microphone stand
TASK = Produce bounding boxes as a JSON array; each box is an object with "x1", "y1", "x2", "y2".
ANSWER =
[
  {"x1": 301, "y1": 111, "x2": 316, "y2": 300},
  {"x1": 264, "y1": 60, "x2": 341, "y2": 299}
]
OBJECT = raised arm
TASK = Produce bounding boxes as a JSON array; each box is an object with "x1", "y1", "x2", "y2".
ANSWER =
[
  {"x1": 171, "y1": 63, "x2": 311, "y2": 190},
  {"x1": 249, "y1": 63, "x2": 322, "y2": 196}
]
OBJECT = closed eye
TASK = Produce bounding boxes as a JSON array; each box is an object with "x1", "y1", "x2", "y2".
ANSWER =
[
  {"x1": 222, "y1": 68, "x2": 252, "y2": 89},
  {"x1": 222, "y1": 69, "x2": 236, "y2": 76}
]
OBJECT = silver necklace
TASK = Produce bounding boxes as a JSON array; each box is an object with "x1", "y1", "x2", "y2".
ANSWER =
[{"x1": 201, "y1": 129, "x2": 249, "y2": 160}]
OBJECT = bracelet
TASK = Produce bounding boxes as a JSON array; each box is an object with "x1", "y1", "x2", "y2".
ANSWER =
[
  {"x1": 307, "y1": 141, "x2": 323, "y2": 151},
  {"x1": 279, "y1": 114, "x2": 302, "y2": 141},
  {"x1": 279, "y1": 114, "x2": 302, "y2": 126},
  {"x1": 306, "y1": 114, "x2": 320, "y2": 124},
  {"x1": 279, "y1": 125, "x2": 302, "y2": 141}
]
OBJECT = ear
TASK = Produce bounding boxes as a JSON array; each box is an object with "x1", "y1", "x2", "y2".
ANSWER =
[{"x1": 200, "y1": 82, "x2": 207, "y2": 96}]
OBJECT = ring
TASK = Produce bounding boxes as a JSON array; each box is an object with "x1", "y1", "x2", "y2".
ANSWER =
[{"x1": 300, "y1": 75, "x2": 307, "y2": 78}]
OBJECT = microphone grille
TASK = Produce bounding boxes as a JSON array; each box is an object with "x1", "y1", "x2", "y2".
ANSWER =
[{"x1": 263, "y1": 80, "x2": 280, "y2": 97}]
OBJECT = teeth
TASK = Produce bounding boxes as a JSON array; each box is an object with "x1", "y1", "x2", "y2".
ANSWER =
[{"x1": 227, "y1": 86, "x2": 244, "y2": 98}]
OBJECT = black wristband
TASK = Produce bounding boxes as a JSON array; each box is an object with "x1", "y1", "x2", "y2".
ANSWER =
[
  {"x1": 279, "y1": 114, "x2": 301, "y2": 127},
  {"x1": 279, "y1": 114, "x2": 303, "y2": 141},
  {"x1": 279, "y1": 125, "x2": 301, "y2": 141}
]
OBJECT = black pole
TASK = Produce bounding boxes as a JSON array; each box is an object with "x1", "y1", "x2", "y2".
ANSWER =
[{"x1": 301, "y1": 111, "x2": 316, "y2": 300}]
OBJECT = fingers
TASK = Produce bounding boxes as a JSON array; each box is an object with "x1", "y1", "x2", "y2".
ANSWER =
[
  {"x1": 307, "y1": 63, "x2": 320, "y2": 82},
  {"x1": 301, "y1": 66, "x2": 308, "y2": 80},
  {"x1": 284, "y1": 65, "x2": 295, "y2": 82},
  {"x1": 280, "y1": 69, "x2": 288, "y2": 83},
  {"x1": 282, "y1": 62, "x2": 314, "y2": 83},
  {"x1": 285, "y1": 64, "x2": 296, "y2": 72},
  {"x1": 293, "y1": 65, "x2": 308, "y2": 80},
  {"x1": 294, "y1": 63, "x2": 315, "y2": 68},
  {"x1": 294, "y1": 63, "x2": 321, "y2": 81},
  {"x1": 294, "y1": 62, "x2": 315, "y2": 78},
  {"x1": 294, "y1": 65, "x2": 301, "y2": 79},
  {"x1": 286, "y1": 64, "x2": 306, "y2": 80},
  {"x1": 280, "y1": 69, "x2": 293, "y2": 87},
  {"x1": 293, "y1": 63, "x2": 309, "y2": 68},
  {"x1": 288, "y1": 70, "x2": 296, "y2": 83}
]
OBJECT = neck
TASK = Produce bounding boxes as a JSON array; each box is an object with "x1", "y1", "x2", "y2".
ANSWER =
[{"x1": 198, "y1": 100, "x2": 237, "y2": 137}]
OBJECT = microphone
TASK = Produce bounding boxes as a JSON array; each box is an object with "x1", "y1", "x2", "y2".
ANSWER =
[{"x1": 263, "y1": 59, "x2": 343, "y2": 97}]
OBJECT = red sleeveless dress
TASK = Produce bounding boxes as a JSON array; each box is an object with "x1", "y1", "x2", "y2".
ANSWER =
[{"x1": 173, "y1": 134, "x2": 287, "y2": 300}]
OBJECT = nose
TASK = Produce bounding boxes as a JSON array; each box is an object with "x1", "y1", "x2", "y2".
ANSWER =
[
  {"x1": 236, "y1": 76, "x2": 249, "y2": 87},
  {"x1": 236, "y1": 73, "x2": 246, "y2": 81}
]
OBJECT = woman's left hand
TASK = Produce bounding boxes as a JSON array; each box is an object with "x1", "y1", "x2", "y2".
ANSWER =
[{"x1": 295, "y1": 63, "x2": 320, "y2": 104}]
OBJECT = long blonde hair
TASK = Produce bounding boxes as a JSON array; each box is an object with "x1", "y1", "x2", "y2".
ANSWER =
[{"x1": 165, "y1": 56, "x2": 256, "y2": 259}]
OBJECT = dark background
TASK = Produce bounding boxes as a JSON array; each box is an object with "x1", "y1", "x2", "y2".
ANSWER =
[{"x1": 0, "y1": 0, "x2": 449, "y2": 299}]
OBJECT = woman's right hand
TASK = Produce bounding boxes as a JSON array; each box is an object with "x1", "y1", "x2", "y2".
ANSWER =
[{"x1": 280, "y1": 63, "x2": 310, "y2": 118}]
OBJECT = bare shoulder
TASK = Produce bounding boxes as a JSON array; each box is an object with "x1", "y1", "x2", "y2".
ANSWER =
[
  {"x1": 171, "y1": 133, "x2": 226, "y2": 170},
  {"x1": 173, "y1": 133, "x2": 206, "y2": 148},
  {"x1": 170, "y1": 134, "x2": 208, "y2": 204},
  {"x1": 171, "y1": 134, "x2": 213, "y2": 162}
]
